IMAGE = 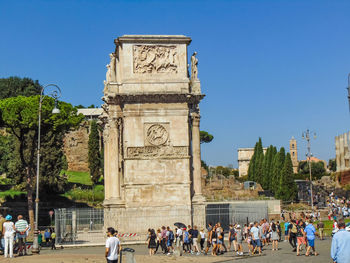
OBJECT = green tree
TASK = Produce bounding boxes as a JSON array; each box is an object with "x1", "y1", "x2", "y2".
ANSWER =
[
  {"x1": 0, "y1": 95, "x2": 83, "y2": 230},
  {"x1": 0, "y1": 77, "x2": 40, "y2": 99},
  {"x1": 88, "y1": 121, "x2": 102, "y2": 184},
  {"x1": 271, "y1": 147, "x2": 285, "y2": 194},
  {"x1": 248, "y1": 138, "x2": 264, "y2": 183},
  {"x1": 298, "y1": 160, "x2": 326, "y2": 180},
  {"x1": 328, "y1": 159, "x2": 337, "y2": 172},
  {"x1": 200, "y1": 131, "x2": 214, "y2": 144},
  {"x1": 262, "y1": 145, "x2": 276, "y2": 190},
  {"x1": 0, "y1": 133, "x2": 15, "y2": 175},
  {"x1": 276, "y1": 153, "x2": 297, "y2": 201},
  {"x1": 248, "y1": 142, "x2": 258, "y2": 181}
]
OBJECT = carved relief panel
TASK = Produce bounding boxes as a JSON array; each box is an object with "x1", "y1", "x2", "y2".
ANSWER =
[
  {"x1": 133, "y1": 45, "x2": 178, "y2": 74},
  {"x1": 144, "y1": 123, "x2": 170, "y2": 146}
]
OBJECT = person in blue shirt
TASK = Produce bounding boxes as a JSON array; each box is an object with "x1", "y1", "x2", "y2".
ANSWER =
[
  {"x1": 284, "y1": 221, "x2": 290, "y2": 242},
  {"x1": 331, "y1": 220, "x2": 350, "y2": 263},
  {"x1": 304, "y1": 221, "x2": 318, "y2": 256}
]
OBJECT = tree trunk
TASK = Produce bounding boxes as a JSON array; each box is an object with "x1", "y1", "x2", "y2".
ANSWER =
[{"x1": 26, "y1": 168, "x2": 35, "y2": 234}]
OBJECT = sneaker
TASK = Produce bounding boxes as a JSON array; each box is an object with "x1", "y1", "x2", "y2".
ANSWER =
[
  {"x1": 196, "y1": 252, "x2": 200, "y2": 255},
  {"x1": 167, "y1": 252, "x2": 171, "y2": 255},
  {"x1": 236, "y1": 252, "x2": 239, "y2": 255},
  {"x1": 240, "y1": 252, "x2": 243, "y2": 256},
  {"x1": 190, "y1": 251, "x2": 194, "y2": 254}
]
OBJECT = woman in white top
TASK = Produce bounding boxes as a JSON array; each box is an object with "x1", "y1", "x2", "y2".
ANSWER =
[{"x1": 3, "y1": 215, "x2": 15, "y2": 258}]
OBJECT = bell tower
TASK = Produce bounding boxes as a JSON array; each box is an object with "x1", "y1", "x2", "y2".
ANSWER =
[{"x1": 290, "y1": 136, "x2": 298, "y2": 173}]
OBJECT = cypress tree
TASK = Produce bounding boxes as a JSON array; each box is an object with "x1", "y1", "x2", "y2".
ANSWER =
[
  {"x1": 276, "y1": 153, "x2": 297, "y2": 201},
  {"x1": 255, "y1": 138, "x2": 264, "y2": 184},
  {"x1": 248, "y1": 142, "x2": 258, "y2": 181},
  {"x1": 271, "y1": 147, "x2": 285, "y2": 194},
  {"x1": 262, "y1": 145, "x2": 275, "y2": 190},
  {"x1": 88, "y1": 121, "x2": 101, "y2": 184}
]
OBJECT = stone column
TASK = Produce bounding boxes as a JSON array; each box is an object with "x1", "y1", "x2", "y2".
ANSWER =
[
  {"x1": 109, "y1": 118, "x2": 121, "y2": 201},
  {"x1": 191, "y1": 112, "x2": 205, "y2": 202},
  {"x1": 103, "y1": 125, "x2": 111, "y2": 201}
]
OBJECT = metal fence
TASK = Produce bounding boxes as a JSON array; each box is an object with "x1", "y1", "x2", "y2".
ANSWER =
[
  {"x1": 55, "y1": 202, "x2": 269, "y2": 245},
  {"x1": 55, "y1": 208, "x2": 104, "y2": 244},
  {"x1": 206, "y1": 202, "x2": 268, "y2": 231}
]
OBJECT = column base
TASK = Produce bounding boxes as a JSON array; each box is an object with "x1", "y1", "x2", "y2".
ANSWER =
[
  {"x1": 103, "y1": 198, "x2": 125, "y2": 208},
  {"x1": 192, "y1": 194, "x2": 206, "y2": 204}
]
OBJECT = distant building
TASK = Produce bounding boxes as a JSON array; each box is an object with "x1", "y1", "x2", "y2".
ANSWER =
[
  {"x1": 289, "y1": 136, "x2": 298, "y2": 173},
  {"x1": 77, "y1": 108, "x2": 103, "y2": 120},
  {"x1": 237, "y1": 148, "x2": 267, "y2": 177},
  {"x1": 335, "y1": 132, "x2": 350, "y2": 185}
]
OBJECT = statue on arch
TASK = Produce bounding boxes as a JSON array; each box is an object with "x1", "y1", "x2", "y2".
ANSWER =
[{"x1": 191, "y1": 52, "x2": 198, "y2": 80}]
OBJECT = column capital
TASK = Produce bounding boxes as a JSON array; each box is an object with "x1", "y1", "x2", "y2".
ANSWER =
[{"x1": 191, "y1": 112, "x2": 201, "y2": 126}]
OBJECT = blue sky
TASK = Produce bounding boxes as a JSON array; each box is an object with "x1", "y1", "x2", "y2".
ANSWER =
[{"x1": 1, "y1": 0, "x2": 350, "y2": 167}]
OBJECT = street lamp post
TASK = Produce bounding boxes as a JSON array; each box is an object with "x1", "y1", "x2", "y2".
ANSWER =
[
  {"x1": 302, "y1": 129, "x2": 316, "y2": 213},
  {"x1": 31, "y1": 84, "x2": 61, "y2": 254}
]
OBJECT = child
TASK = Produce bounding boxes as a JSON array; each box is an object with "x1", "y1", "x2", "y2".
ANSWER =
[{"x1": 236, "y1": 225, "x2": 243, "y2": 256}]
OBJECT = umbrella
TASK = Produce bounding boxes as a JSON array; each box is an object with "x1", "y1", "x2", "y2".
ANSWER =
[{"x1": 174, "y1": 222, "x2": 186, "y2": 229}]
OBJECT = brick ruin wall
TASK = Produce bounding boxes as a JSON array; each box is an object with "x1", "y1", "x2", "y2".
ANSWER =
[{"x1": 63, "y1": 123, "x2": 90, "y2": 172}]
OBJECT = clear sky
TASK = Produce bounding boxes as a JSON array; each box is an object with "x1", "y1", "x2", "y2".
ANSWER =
[{"x1": 1, "y1": 0, "x2": 350, "y2": 167}]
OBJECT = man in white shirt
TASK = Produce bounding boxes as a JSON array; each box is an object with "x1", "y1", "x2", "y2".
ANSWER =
[
  {"x1": 105, "y1": 227, "x2": 121, "y2": 263},
  {"x1": 250, "y1": 222, "x2": 262, "y2": 255}
]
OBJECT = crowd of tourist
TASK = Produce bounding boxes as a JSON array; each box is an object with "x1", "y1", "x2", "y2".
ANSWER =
[
  {"x1": 327, "y1": 192, "x2": 350, "y2": 220},
  {"x1": 144, "y1": 217, "x2": 322, "y2": 258},
  {"x1": 0, "y1": 213, "x2": 56, "y2": 258}
]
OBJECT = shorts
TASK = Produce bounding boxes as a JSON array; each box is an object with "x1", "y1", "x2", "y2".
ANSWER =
[
  {"x1": 217, "y1": 239, "x2": 223, "y2": 245},
  {"x1": 167, "y1": 240, "x2": 173, "y2": 247},
  {"x1": 252, "y1": 239, "x2": 261, "y2": 247},
  {"x1": 206, "y1": 240, "x2": 211, "y2": 247},
  {"x1": 229, "y1": 237, "x2": 235, "y2": 242},
  {"x1": 107, "y1": 259, "x2": 118, "y2": 263},
  {"x1": 212, "y1": 238, "x2": 217, "y2": 245},
  {"x1": 285, "y1": 230, "x2": 288, "y2": 236},
  {"x1": 307, "y1": 239, "x2": 314, "y2": 247},
  {"x1": 297, "y1": 237, "x2": 306, "y2": 245}
]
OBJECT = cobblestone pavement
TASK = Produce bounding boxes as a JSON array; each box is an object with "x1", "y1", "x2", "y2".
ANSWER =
[{"x1": 0, "y1": 237, "x2": 332, "y2": 263}]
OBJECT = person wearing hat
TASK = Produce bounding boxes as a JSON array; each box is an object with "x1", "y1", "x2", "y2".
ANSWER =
[
  {"x1": 236, "y1": 225, "x2": 243, "y2": 256},
  {"x1": 2, "y1": 215, "x2": 15, "y2": 258}
]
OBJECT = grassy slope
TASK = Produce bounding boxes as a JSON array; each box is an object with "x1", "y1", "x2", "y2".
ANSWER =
[{"x1": 62, "y1": 170, "x2": 93, "y2": 186}]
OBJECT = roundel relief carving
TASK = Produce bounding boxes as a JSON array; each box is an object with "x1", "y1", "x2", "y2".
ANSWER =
[{"x1": 146, "y1": 124, "x2": 168, "y2": 146}]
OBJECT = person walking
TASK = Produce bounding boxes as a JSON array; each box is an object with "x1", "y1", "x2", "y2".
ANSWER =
[
  {"x1": 191, "y1": 226, "x2": 200, "y2": 255},
  {"x1": 284, "y1": 221, "x2": 290, "y2": 242},
  {"x1": 228, "y1": 224, "x2": 237, "y2": 252},
  {"x1": 199, "y1": 228, "x2": 205, "y2": 252},
  {"x1": 2, "y1": 215, "x2": 15, "y2": 258},
  {"x1": 317, "y1": 221, "x2": 324, "y2": 240},
  {"x1": 147, "y1": 229, "x2": 156, "y2": 256},
  {"x1": 155, "y1": 229, "x2": 162, "y2": 254},
  {"x1": 288, "y1": 220, "x2": 297, "y2": 251},
  {"x1": 236, "y1": 225, "x2": 243, "y2": 256},
  {"x1": 204, "y1": 223, "x2": 212, "y2": 255},
  {"x1": 105, "y1": 227, "x2": 121, "y2": 263},
  {"x1": 51, "y1": 229, "x2": 56, "y2": 250},
  {"x1": 304, "y1": 220, "x2": 318, "y2": 256},
  {"x1": 271, "y1": 222, "x2": 279, "y2": 251},
  {"x1": 15, "y1": 215, "x2": 29, "y2": 256},
  {"x1": 296, "y1": 220, "x2": 306, "y2": 256},
  {"x1": 0, "y1": 214, "x2": 5, "y2": 252},
  {"x1": 44, "y1": 229, "x2": 51, "y2": 247},
  {"x1": 331, "y1": 219, "x2": 350, "y2": 263},
  {"x1": 251, "y1": 222, "x2": 262, "y2": 255},
  {"x1": 160, "y1": 226, "x2": 167, "y2": 254}
]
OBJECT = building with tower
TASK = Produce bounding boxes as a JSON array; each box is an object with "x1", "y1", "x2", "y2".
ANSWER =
[{"x1": 289, "y1": 136, "x2": 298, "y2": 173}]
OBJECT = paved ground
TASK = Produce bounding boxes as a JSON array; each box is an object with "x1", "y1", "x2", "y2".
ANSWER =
[{"x1": 0, "y1": 237, "x2": 333, "y2": 263}]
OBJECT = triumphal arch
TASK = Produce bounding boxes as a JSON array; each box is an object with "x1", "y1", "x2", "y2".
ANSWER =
[{"x1": 101, "y1": 35, "x2": 205, "y2": 237}]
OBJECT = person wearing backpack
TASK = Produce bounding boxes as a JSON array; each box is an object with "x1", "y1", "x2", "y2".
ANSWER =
[
  {"x1": 166, "y1": 226, "x2": 174, "y2": 255},
  {"x1": 288, "y1": 220, "x2": 297, "y2": 251},
  {"x1": 183, "y1": 228, "x2": 190, "y2": 253}
]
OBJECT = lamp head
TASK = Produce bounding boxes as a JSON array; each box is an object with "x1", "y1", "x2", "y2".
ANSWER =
[{"x1": 52, "y1": 100, "x2": 60, "y2": 114}]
